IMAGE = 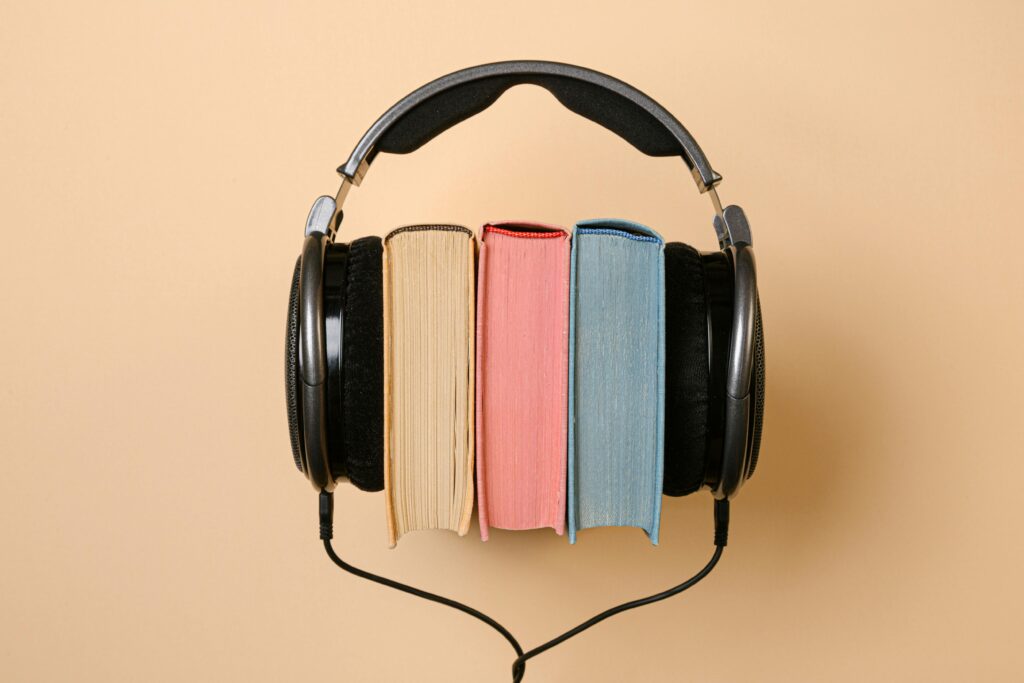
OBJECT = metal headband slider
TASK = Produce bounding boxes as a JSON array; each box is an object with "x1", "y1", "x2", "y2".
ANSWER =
[
  {"x1": 305, "y1": 195, "x2": 337, "y2": 240},
  {"x1": 712, "y1": 202, "x2": 753, "y2": 249}
]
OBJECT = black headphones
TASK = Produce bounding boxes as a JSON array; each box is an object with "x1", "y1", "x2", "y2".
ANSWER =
[{"x1": 286, "y1": 60, "x2": 764, "y2": 681}]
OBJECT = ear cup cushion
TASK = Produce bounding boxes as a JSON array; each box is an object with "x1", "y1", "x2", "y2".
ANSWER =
[
  {"x1": 285, "y1": 256, "x2": 304, "y2": 473},
  {"x1": 342, "y1": 236, "x2": 385, "y2": 491},
  {"x1": 662, "y1": 243, "x2": 709, "y2": 496}
]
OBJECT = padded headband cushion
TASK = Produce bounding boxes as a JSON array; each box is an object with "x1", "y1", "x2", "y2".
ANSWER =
[
  {"x1": 662, "y1": 243, "x2": 709, "y2": 496},
  {"x1": 375, "y1": 76, "x2": 680, "y2": 158},
  {"x1": 285, "y1": 256, "x2": 304, "y2": 473},
  {"x1": 341, "y1": 236, "x2": 385, "y2": 492}
]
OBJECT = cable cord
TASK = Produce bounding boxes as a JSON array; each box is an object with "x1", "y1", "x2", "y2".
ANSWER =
[
  {"x1": 319, "y1": 492, "x2": 524, "y2": 663},
  {"x1": 319, "y1": 491, "x2": 730, "y2": 682},
  {"x1": 510, "y1": 543, "x2": 723, "y2": 682}
]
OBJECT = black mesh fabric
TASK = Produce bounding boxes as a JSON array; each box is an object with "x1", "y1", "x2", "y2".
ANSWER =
[
  {"x1": 285, "y1": 256, "x2": 303, "y2": 472},
  {"x1": 663, "y1": 243, "x2": 709, "y2": 495},
  {"x1": 341, "y1": 237, "x2": 385, "y2": 492},
  {"x1": 748, "y1": 295, "x2": 765, "y2": 478}
]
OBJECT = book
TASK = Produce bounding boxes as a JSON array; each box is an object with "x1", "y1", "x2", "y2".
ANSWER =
[
  {"x1": 475, "y1": 221, "x2": 571, "y2": 540},
  {"x1": 382, "y1": 225, "x2": 477, "y2": 547},
  {"x1": 567, "y1": 219, "x2": 665, "y2": 544}
]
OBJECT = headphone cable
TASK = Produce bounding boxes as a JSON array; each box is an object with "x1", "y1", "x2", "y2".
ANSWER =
[
  {"x1": 319, "y1": 491, "x2": 524, "y2": 663},
  {"x1": 319, "y1": 491, "x2": 729, "y2": 682},
  {"x1": 511, "y1": 534, "x2": 725, "y2": 681}
]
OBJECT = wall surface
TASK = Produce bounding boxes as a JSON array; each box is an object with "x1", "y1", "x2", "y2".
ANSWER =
[{"x1": 1, "y1": 1, "x2": 1021, "y2": 681}]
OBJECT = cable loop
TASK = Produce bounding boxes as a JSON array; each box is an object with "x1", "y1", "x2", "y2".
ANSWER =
[{"x1": 321, "y1": 493, "x2": 729, "y2": 681}]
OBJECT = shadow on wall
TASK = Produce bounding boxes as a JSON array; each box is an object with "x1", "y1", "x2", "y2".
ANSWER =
[
  {"x1": 334, "y1": 298, "x2": 891, "y2": 632},
  {"x1": 733, "y1": 301, "x2": 892, "y2": 575}
]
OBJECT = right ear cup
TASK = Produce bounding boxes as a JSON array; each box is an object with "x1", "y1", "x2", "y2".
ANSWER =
[
  {"x1": 663, "y1": 246, "x2": 736, "y2": 495},
  {"x1": 663, "y1": 243, "x2": 710, "y2": 495},
  {"x1": 341, "y1": 236, "x2": 385, "y2": 491}
]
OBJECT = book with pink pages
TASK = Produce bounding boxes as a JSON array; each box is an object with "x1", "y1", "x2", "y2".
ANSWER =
[{"x1": 476, "y1": 222, "x2": 571, "y2": 540}]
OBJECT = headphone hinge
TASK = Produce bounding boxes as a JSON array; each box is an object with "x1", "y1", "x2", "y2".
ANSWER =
[
  {"x1": 712, "y1": 202, "x2": 753, "y2": 249},
  {"x1": 305, "y1": 195, "x2": 339, "y2": 242}
]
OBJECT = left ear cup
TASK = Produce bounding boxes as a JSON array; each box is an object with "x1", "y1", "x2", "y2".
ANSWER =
[
  {"x1": 663, "y1": 243, "x2": 710, "y2": 496},
  {"x1": 288, "y1": 235, "x2": 384, "y2": 491},
  {"x1": 341, "y1": 236, "x2": 385, "y2": 492},
  {"x1": 286, "y1": 256, "x2": 305, "y2": 473}
]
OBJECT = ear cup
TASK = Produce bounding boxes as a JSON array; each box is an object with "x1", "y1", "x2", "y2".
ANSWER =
[
  {"x1": 341, "y1": 236, "x2": 385, "y2": 491},
  {"x1": 285, "y1": 256, "x2": 305, "y2": 473},
  {"x1": 663, "y1": 243, "x2": 710, "y2": 496}
]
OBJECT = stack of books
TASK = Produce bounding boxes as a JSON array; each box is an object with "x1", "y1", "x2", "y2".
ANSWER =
[{"x1": 380, "y1": 220, "x2": 667, "y2": 547}]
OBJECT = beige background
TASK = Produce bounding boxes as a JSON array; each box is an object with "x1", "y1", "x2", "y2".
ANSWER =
[{"x1": 2, "y1": 1, "x2": 1022, "y2": 681}]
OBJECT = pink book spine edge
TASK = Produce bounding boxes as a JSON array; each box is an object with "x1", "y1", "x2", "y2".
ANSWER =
[
  {"x1": 476, "y1": 239, "x2": 491, "y2": 539},
  {"x1": 476, "y1": 221, "x2": 570, "y2": 540}
]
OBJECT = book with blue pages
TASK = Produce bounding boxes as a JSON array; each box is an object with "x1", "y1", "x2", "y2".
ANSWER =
[{"x1": 567, "y1": 219, "x2": 665, "y2": 544}]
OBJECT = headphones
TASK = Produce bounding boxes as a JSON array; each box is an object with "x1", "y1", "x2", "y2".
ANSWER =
[{"x1": 286, "y1": 60, "x2": 764, "y2": 680}]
